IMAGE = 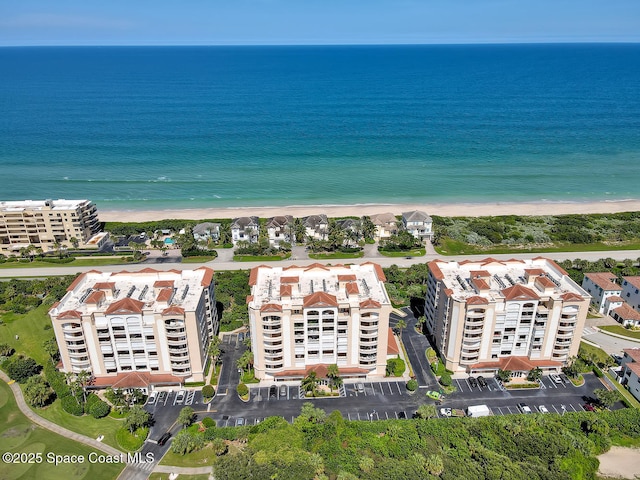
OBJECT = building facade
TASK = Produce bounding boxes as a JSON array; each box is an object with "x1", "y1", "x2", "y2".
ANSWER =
[
  {"x1": 247, "y1": 263, "x2": 392, "y2": 381},
  {"x1": 0, "y1": 199, "x2": 100, "y2": 255},
  {"x1": 581, "y1": 272, "x2": 622, "y2": 314},
  {"x1": 620, "y1": 348, "x2": 640, "y2": 402},
  {"x1": 401, "y1": 210, "x2": 433, "y2": 241},
  {"x1": 266, "y1": 215, "x2": 293, "y2": 248},
  {"x1": 231, "y1": 216, "x2": 259, "y2": 245},
  {"x1": 425, "y1": 257, "x2": 590, "y2": 374},
  {"x1": 622, "y1": 276, "x2": 640, "y2": 312},
  {"x1": 49, "y1": 267, "x2": 217, "y2": 389},
  {"x1": 369, "y1": 212, "x2": 398, "y2": 240}
]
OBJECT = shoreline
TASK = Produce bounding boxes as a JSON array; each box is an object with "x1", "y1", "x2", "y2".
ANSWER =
[{"x1": 97, "y1": 199, "x2": 640, "y2": 223}]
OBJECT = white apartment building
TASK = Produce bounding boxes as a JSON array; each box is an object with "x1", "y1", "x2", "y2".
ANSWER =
[
  {"x1": 582, "y1": 272, "x2": 622, "y2": 314},
  {"x1": 425, "y1": 257, "x2": 590, "y2": 375},
  {"x1": 49, "y1": 267, "x2": 217, "y2": 390},
  {"x1": 247, "y1": 262, "x2": 392, "y2": 381},
  {"x1": 622, "y1": 276, "x2": 640, "y2": 312},
  {"x1": 0, "y1": 199, "x2": 100, "y2": 255}
]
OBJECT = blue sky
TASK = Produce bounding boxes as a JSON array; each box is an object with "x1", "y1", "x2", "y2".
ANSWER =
[{"x1": 1, "y1": 0, "x2": 639, "y2": 46}]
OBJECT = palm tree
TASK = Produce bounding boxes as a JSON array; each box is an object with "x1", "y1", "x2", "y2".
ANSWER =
[
  {"x1": 208, "y1": 336, "x2": 222, "y2": 363},
  {"x1": 75, "y1": 370, "x2": 92, "y2": 403},
  {"x1": 69, "y1": 237, "x2": 79, "y2": 249},
  {"x1": 301, "y1": 371, "x2": 319, "y2": 397},
  {"x1": 236, "y1": 350, "x2": 253, "y2": 374},
  {"x1": 396, "y1": 319, "x2": 407, "y2": 334},
  {"x1": 326, "y1": 364, "x2": 342, "y2": 392}
]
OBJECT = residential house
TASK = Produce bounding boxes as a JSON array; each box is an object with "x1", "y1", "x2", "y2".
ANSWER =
[
  {"x1": 369, "y1": 213, "x2": 397, "y2": 240},
  {"x1": 192, "y1": 222, "x2": 221, "y2": 243},
  {"x1": 611, "y1": 303, "x2": 640, "y2": 328},
  {"x1": 266, "y1": 215, "x2": 293, "y2": 248},
  {"x1": 401, "y1": 210, "x2": 433, "y2": 241},
  {"x1": 582, "y1": 272, "x2": 622, "y2": 314},
  {"x1": 231, "y1": 216, "x2": 259, "y2": 245},
  {"x1": 622, "y1": 277, "x2": 640, "y2": 312},
  {"x1": 336, "y1": 218, "x2": 361, "y2": 245},
  {"x1": 303, "y1": 214, "x2": 328, "y2": 241},
  {"x1": 620, "y1": 348, "x2": 640, "y2": 402}
]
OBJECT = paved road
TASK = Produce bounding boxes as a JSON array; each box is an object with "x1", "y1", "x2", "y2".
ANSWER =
[
  {"x1": 582, "y1": 330, "x2": 640, "y2": 355},
  {"x1": 2, "y1": 249, "x2": 640, "y2": 278}
]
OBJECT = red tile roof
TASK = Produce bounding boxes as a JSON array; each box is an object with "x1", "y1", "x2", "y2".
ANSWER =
[
  {"x1": 280, "y1": 276, "x2": 300, "y2": 284},
  {"x1": 66, "y1": 272, "x2": 88, "y2": 292},
  {"x1": 346, "y1": 282, "x2": 360, "y2": 295},
  {"x1": 92, "y1": 372, "x2": 182, "y2": 389},
  {"x1": 613, "y1": 303, "x2": 640, "y2": 321},
  {"x1": 246, "y1": 295, "x2": 254, "y2": 304},
  {"x1": 428, "y1": 260, "x2": 445, "y2": 281},
  {"x1": 196, "y1": 266, "x2": 215, "y2": 287},
  {"x1": 304, "y1": 263, "x2": 330, "y2": 271},
  {"x1": 535, "y1": 276, "x2": 556, "y2": 289},
  {"x1": 260, "y1": 303, "x2": 283, "y2": 312},
  {"x1": 162, "y1": 305, "x2": 185, "y2": 316},
  {"x1": 623, "y1": 276, "x2": 640, "y2": 290},
  {"x1": 467, "y1": 296, "x2": 489, "y2": 305},
  {"x1": 360, "y1": 298, "x2": 381, "y2": 309},
  {"x1": 561, "y1": 292, "x2": 585, "y2": 302},
  {"x1": 362, "y1": 262, "x2": 387, "y2": 282},
  {"x1": 524, "y1": 268, "x2": 545, "y2": 276},
  {"x1": 105, "y1": 298, "x2": 144, "y2": 315},
  {"x1": 249, "y1": 265, "x2": 272, "y2": 286},
  {"x1": 502, "y1": 284, "x2": 539, "y2": 301},
  {"x1": 338, "y1": 274, "x2": 357, "y2": 282},
  {"x1": 607, "y1": 296, "x2": 624, "y2": 303},
  {"x1": 471, "y1": 278, "x2": 490, "y2": 291},
  {"x1": 156, "y1": 288, "x2": 173, "y2": 302},
  {"x1": 585, "y1": 272, "x2": 620, "y2": 291},
  {"x1": 153, "y1": 280, "x2": 175, "y2": 288},
  {"x1": 57, "y1": 310, "x2": 82, "y2": 320},
  {"x1": 387, "y1": 328, "x2": 399, "y2": 355},
  {"x1": 624, "y1": 348, "x2": 640, "y2": 363},
  {"x1": 85, "y1": 291, "x2": 105, "y2": 305},
  {"x1": 480, "y1": 257, "x2": 506, "y2": 266},
  {"x1": 469, "y1": 270, "x2": 491, "y2": 278},
  {"x1": 93, "y1": 282, "x2": 116, "y2": 290},
  {"x1": 280, "y1": 285, "x2": 292, "y2": 297},
  {"x1": 471, "y1": 356, "x2": 562, "y2": 372},
  {"x1": 303, "y1": 291, "x2": 338, "y2": 308}
]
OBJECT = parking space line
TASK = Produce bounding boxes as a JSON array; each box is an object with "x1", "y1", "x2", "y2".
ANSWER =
[
  {"x1": 357, "y1": 412, "x2": 361, "y2": 421},
  {"x1": 385, "y1": 411, "x2": 389, "y2": 420},
  {"x1": 396, "y1": 382, "x2": 403, "y2": 395},
  {"x1": 369, "y1": 383, "x2": 376, "y2": 395},
  {"x1": 347, "y1": 413, "x2": 351, "y2": 421},
  {"x1": 387, "y1": 383, "x2": 393, "y2": 395},
  {"x1": 379, "y1": 383, "x2": 385, "y2": 395},
  {"x1": 552, "y1": 405, "x2": 560, "y2": 414},
  {"x1": 569, "y1": 404, "x2": 578, "y2": 412},
  {"x1": 394, "y1": 412, "x2": 398, "y2": 419}
]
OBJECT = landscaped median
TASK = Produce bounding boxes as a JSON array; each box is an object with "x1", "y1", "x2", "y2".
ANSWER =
[{"x1": 599, "y1": 325, "x2": 640, "y2": 341}]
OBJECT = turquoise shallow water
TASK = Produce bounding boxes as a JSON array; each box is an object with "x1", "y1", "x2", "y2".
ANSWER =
[{"x1": 1, "y1": 44, "x2": 639, "y2": 211}]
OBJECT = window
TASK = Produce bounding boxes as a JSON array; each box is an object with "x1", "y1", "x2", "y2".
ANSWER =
[
  {"x1": 493, "y1": 339, "x2": 500, "y2": 344},
  {"x1": 500, "y1": 350, "x2": 512, "y2": 355},
  {"x1": 519, "y1": 335, "x2": 526, "y2": 340},
  {"x1": 491, "y1": 354, "x2": 498, "y2": 359},
  {"x1": 516, "y1": 343, "x2": 521, "y2": 347}
]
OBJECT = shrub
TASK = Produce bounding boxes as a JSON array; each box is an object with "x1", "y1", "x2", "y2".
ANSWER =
[
  {"x1": 43, "y1": 363, "x2": 71, "y2": 398},
  {"x1": 202, "y1": 417, "x2": 216, "y2": 428},
  {"x1": 0, "y1": 343, "x2": 15, "y2": 357},
  {"x1": 202, "y1": 384, "x2": 215, "y2": 398},
  {"x1": 61, "y1": 395, "x2": 84, "y2": 416},
  {"x1": 204, "y1": 427, "x2": 218, "y2": 441},
  {"x1": 85, "y1": 393, "x2": 100, "y2": 409},
  {"x1": 237, "y1": 383, "x2": 249, "y2": 397},
  {"x1": 89, "y1": 400, "x2": 111, "y2": 419},
  {"x1": 6, "y1": 356, "x2": 41, "y2": 383},
  {"x1": 386, "y1": 358, "x2": 406, "y2": 377},
  {"x1": 406, "y1": 379, "x2": 418, "y2": 391},
  {"x1": 210, "y1": 437, "x2": 228, "y2": 456},
  {"x1": 439, "y1": 372, "x2": 452, "y2": 387}
]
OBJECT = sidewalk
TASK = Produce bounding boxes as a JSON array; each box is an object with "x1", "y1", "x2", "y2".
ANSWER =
[
  {"x1": 152, "y1": 465, "x2": 213, "y2": 476},
  {"x1": 0, "y1": 370, "x2": 122, "y2": 457}
]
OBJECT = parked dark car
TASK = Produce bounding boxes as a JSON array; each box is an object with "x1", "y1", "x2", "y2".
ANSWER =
[
  {"x1": 468, "y1": 377, "x2": 478, "y2": 388},
  {"x1": 477, "y1": 376, "x2": 487, "y2": 388},
  {"x1": 157, "y1": 432, "x2": 171, "y2": 446},
  {"x1": 269, "y1": 385, "x2": 277, "y2": 398}
]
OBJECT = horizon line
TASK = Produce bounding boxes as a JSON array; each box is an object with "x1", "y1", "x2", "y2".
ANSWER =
[{"x1": 2, "y1": 40, "x2": 640, "y2": 48}]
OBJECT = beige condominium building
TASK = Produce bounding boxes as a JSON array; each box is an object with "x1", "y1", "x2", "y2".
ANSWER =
[
  {"x1": 0, "y1": 199, "x2": 101, "y2": 255},
  {"x1": 425, "y1": 257, "x2": 590, "y2": 375},
  {"x1": 49, "y1": 267, "x2": 217, "y2": 391},
  {"x1": 247, "y1": 262, "x2": 392, "y2": 381}
]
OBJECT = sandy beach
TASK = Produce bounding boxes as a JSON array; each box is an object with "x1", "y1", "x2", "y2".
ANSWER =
[
  {"x1": 98, "y1": 199, "x2": 640, "y2": 223},
  {"x1": 598, "y1": 446, "x2": 640, "y2": 479}
]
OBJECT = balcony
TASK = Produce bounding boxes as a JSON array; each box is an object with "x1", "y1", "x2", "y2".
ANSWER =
[
  {"x1": 359, "y1": 337, "x2": 377, "y2": 345},
  {"x1": 462, "y1": 340, "x2": 481, "y2": 349},
  {"x1": 168, "y1": 346, "x2": 189, "y2": 354},
  {"x1": 263, "y1": 327, "x2": 282, "y2": 335},
  {"x1": 360, "y1": 330, "x2": 378, "y2": 338},
  {"x1": 62, "y1": 324, "x2": 82, "y2": 333}
]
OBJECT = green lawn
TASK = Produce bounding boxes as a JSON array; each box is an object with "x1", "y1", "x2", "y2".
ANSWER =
[
  {"x1": 0, "y1": 380, "x2": 124, "y2": 480},
  {"x1": 0, "y1": 305, "x2": 55, "y2": 365},
  {"x1": 233, "y1": 254, "x2": 289, "y2": 262},
  {"x1": 115, "y1": 426, "x2": 148, "y2": 451},
  {"x1": 579, "y1": 341, "x2": 616, "y2": 367},
  {"x1": 0, "y1": 257, "x2": 135, "y2": 269},
  {"x1": 35, "y1": 398, "x2": 124, "y2": 451},
  {"x1": 308, "y1": 251, "x2": 364, "y2": 260},
  {"x1": 181, "y1": 256, "x2": 217, "y2": 263},
  {"x1": 378, "y1": 248, "x2": 426, "y2": 257},
  {"x1": 435, "y1": 238, "x2": 640, "y2": 256},
  {"x1": 600, "y1": 325, "x2": 640, "y2": 340}
]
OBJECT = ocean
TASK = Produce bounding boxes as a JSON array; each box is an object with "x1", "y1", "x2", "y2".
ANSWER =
[{"x1": 1, "y1": 44, "x2": 639, "y2": 211}]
